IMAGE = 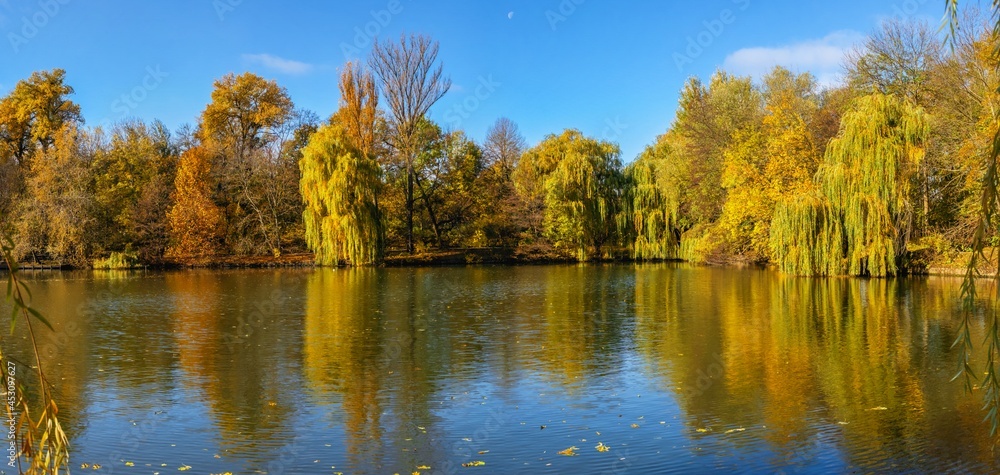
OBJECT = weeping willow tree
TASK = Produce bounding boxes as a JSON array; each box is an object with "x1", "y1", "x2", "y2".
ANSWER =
[
  {"x1": 517, "y1": 129, "x2": 625, "y2": 260},
  {"x1": 770, "y1": 93, "x2": 929, "y2": 276},
  {"x1": 300, "y1": 123, "x2": 384, "y2": 266},
  {"x1": 623, "y1": 155, "x2": 679, "y2": 260}
]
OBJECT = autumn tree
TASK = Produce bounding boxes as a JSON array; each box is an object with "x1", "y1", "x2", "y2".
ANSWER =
[
  {"x1": 300, "y1": 123, "x2": 383, "y2": 266},
  {"x1": 626, "y1": 71, "x2": 761, "y2": 262},
  {"x1": 476, "y1": 117, "x2": 527, "y2": 246},
  {"x1": 300, "y1": 64, "x2": 385, "y2": 266},
  {"x1": 412, "y1": 127, "x2": 483, "y2": 246},
  {"x1": 167, "y1": 146, "x2": 224, "y2": 259},
  {"x1": 199, "y1": 72, "x2": 299, "y2": 255},
  {"x1": 15, "y1": 124, "x2": 94, "y2": 266},
  {"x1": 369, "y1": 33, "x2": 451, "y2": 253},
  {"x1": 0, "y1": 69, "x2": 82, "y2": 229},
  {"x1": 717, "y1": 67, "x2": 820, "y2": 261},
  {"x1": 517, "y1": 129, "x2": 625, "y2": 260},
  {"x1": 770, "y1": 93, "x2": 929, "y2": 276},
  {"x1": 90, "y1": 119, "x2": 177, "y2": 261}
]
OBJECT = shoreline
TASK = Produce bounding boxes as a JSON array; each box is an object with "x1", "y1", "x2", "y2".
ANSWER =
[{"x1": 0, "y1": 248, "x2": 989, "y2": 278}]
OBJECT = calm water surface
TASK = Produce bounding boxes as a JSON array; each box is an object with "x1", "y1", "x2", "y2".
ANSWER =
[{"x1": 2, "y1": 264, "x2": 998, "y2": 474}]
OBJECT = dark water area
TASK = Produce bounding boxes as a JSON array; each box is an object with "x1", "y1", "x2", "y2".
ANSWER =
[{"x1": 2, "y1": 263, "x2": 997, "y2": 474}]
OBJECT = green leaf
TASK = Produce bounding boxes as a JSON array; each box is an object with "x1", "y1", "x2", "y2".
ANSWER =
[
  {"x1": 26, "y1": 307, "x2": 53, "y2": 332},
  {"x1": 17, "y1": 279, "x2": 31, "y2": 301}
]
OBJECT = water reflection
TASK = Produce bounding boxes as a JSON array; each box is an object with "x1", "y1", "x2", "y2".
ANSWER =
[{"x1": 1, "y1": 264, "x2": 998, "y2": 473}]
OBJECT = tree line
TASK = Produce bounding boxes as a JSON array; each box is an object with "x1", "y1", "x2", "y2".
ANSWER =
[{"x1": 0, "y1": 17, "x2": 996, "y2": 274}]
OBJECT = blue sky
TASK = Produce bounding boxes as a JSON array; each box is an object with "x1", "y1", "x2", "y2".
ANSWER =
[{"x1": 0, "y1": 0, "x2": 955, "y2": 161}]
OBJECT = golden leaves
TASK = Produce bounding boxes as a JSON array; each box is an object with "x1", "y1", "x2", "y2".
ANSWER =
[{"x1": 557, "y1": 446, "x2": 579, "y2": 456}]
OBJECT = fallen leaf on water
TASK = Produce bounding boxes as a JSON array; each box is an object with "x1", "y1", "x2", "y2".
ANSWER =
[
  {"x1": 630, "y1": 423, "x2": 639, "y2": 429},
  {"x1": 477, "y1": 450, "x2": 489, "y2": 454},
  {"x1": 695, "y1": 428, "x2": 710, "y2": 433},
  {"x1": 838, "y1": 421, "x2": 849, "y2": 425},
  {"x1": 557, "y1": 446, "x2": 579, "y2": 456},
  {"x1": 724, "y1": 428, "x2": 745, "y2": 434},
  {"x1": 125, "y1": 461, "x2": 135, "y2": 466},
  {"x1": 595, "y1": 442, "x2": 610, "y2": 452},
  {"x1": 461, "y1": 460, "x2": 486, "y2": 467},
  {"x1": 178, "y1": 465, "x2": 191, "y2": 471},
  {"x1": 867, "y1": 406, "x2": 888, "y2": 411},
  {"x1": 417, "y1": 465, "x2": 431, "y2": 470},
  {"x1": 462, "y1": 437, "x2": 472, "y2": 442}
]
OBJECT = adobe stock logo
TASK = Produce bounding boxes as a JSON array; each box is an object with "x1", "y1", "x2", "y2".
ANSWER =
[
  {"x1": 673, "y1": 0, "x2": 751, "y2": 71},
  {"x1": 7, "y1": 0, "x2": 71, "y2": 54}
]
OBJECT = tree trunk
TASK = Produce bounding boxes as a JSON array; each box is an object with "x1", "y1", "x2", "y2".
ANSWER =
[
  {"x1": 407, "y1": 160, "x2": 415, "y2": 254},
  {"x1": 413, "y1": 174, "x2": 444, "y2": 247}
]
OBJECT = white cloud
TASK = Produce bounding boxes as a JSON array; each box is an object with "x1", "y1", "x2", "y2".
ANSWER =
[
  {"x1": 242, "y1": 53, "x2": 314, "y2": 75},
  {"x1": 722, "y1": 30, "x2": 865, "y2": 88}
]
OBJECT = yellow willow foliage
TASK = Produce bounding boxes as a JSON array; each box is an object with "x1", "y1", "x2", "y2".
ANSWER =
[
  {"x1": 770, "y1": 93, "x2": 928, "y2": 276},
  {"x1": 624, "y1": 158, "x2": 678, "y2": 260},
  {"x1": 300, "y1": 123, "x2": 383, "y2": 266},
  {"x1": 533, "y1": 130, "x2": 624, "y2": 260}
]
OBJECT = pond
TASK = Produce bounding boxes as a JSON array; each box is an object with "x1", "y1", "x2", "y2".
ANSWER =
[{"x1": 2, "y1": 263, "x2": 998, "y2": 474}]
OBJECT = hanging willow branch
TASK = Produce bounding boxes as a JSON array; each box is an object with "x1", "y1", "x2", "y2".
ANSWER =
[
  {"x1": 300, "y1": 124, "x2": 384, "y2": 266},
  {"x1": 946, "y1": 0, "x2": 1000, "y2": 436},
  {"x1": 769, "y1": 93, "x2": 928, "y2": 277},
  {"x1": 1, "y1": 233, "x2": 70, "y2": 474}
]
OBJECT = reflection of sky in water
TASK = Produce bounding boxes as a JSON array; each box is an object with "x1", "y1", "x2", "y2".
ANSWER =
[{"x1": 4, "y1": 265, "x2": 998, "y2": 474}]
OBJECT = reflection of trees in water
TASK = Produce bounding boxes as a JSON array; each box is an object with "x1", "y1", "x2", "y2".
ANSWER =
[
  {"x1": 538, "y1": 265, "x2": 634, "y2": 388},
  {"x1": 304, "y1": 268, "x2": 387, "y2": 468},
  {"x1": 168, "y1": 270, "x2": 303, "y2": 468},
  {"x1": 634, "y1": 264, "x2": 999, "y2": 470}
]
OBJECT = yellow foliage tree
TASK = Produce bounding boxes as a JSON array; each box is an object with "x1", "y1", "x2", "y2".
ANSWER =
[
  {"x1": 300, "y1": 123, "x2": 383, "y2": 266},
  {"x1": 719, "y1": 68, "x2": 820, "y2": 261},
  {"x1": 166, "y1": 146, "x2": 224, "y2": 259}
]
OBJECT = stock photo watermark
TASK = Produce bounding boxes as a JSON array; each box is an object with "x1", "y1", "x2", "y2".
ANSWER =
[
  {"x1": 4, "y1": 361, "x2": 13, "y2": 469},
  {"x1": 7, "y1": 0, "x2": 70, "y2": 54},
  {"x1": 443, "y1": 74, "x2": 501, "y2": 129},
  {"x1": 546, "y1": 0, "x2": 586, "y2": 31},
  {"x1": 673, "y1": 0, "x2": 751, "y2": 71},
  {"x1": 340, "y1": 0, "x2": 407, "y2": 61},
  {"x1": 213, "y1": 0, "x2": 243, "y2": 21}
]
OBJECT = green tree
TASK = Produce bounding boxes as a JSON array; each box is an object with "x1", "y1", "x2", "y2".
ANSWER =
[
  {"x1": 90, "y1": 120, "x2": 177, "y2": 261},
  {"x1": 770, "y1": 93, "x2": 929, "y2": 276},
  {"x1": 518, "y1": 129, "x2": 625, "y2": 260},
  {"x1": 624, "y1": 152, "x2": 679, "y2": 260}
]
